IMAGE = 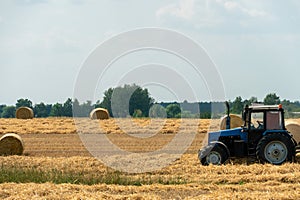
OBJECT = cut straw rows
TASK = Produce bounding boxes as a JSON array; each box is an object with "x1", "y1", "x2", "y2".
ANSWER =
[{"x1": 0, "y1": 155, "x2": 300, "y2": 199}]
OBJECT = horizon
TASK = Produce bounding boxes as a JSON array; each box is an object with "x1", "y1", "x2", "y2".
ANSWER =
[{"x1": 0, "y1": 93, "x2": 296, "y2": 107}]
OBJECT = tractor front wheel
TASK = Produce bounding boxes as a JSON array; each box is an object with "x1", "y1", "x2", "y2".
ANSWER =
[
  {"x1": 256, "y1": 133, "x2": 295, "y2": 165},
  {"x1": 199, "y1": 144, "x2": 229, "y2": 165}
]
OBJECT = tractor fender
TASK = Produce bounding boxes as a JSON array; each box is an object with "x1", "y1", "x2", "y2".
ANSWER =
[
  {"x1": 263, "y1": 130, "x2": 292, "y2": 139},
  {"x1": 291, "y1": 137, "x2": 298, "y2": 147},
  {"x1": 262, "y1": 130, "x2": 297, "y2": 149},
  {"x1": 209, "y1": 141, "x2": 230, "y2": 157}
]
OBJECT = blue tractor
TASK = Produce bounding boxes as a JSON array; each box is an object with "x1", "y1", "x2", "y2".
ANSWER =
[{"x1": 199, "y1": 102, "x2": 299, "y2": 165}]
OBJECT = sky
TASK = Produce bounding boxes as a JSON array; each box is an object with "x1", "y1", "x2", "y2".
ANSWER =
[{"x1": 1, "y1": 0, "x2": 300, "y2": 105}]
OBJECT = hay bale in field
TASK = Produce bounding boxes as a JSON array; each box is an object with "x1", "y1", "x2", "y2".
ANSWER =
[
  {"x1": 220, "y1": 114, "x2": 243, "y2": 130},
  {"x1": 286, "y1": 122, "x2": 300, "y2": 145},
  {"x1": 90, "y1": 108, "x2": 110, "y2": 120},
  {"x1": 15, "y1": 106, "x2": 34, "y2": 119},
  {"x1": 0, "y1": 133, "x2": 24, "y2": 156}
]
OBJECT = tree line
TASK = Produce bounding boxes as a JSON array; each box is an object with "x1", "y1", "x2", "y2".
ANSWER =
[
  {"x1": 1, "y1": 84, "x2": 300, "y2": 118},
  {"x1": 230, "y1": 93, "x2": 300, "y2": 118}
]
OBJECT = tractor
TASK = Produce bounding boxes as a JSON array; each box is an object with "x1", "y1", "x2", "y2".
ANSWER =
[{"x1": 199, "y1": 102, "x2": 299, "y2": 165}]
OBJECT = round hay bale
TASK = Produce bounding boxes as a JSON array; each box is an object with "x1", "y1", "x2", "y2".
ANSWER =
[
  {"x1": 220, "y1": 114, "x2": 244, "y2": 130},
  {"x1": 286, "y1": 122, "x2": 300, "y2": 145},
  {"x1": 15, "y1": 107, "x2": 34, "y2": 119},
  {"x1": 90, "y1": 108, "x2": 110, "y2": 120},
  {"x1": 0, "y1": 133, "x2": 24, "y2": 156}
]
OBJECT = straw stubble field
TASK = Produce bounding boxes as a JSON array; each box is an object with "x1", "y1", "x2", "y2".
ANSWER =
[{"x1": 0, "y1": 118, "x2": 300, "y2": 199}]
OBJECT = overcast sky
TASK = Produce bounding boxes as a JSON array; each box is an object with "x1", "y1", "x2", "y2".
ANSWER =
[{"x1": 1, "y1": 0, "x2": 300, "y2": 105}]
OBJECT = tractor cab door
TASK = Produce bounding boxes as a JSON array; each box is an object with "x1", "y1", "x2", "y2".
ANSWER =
[
  {"x1": 265, "y1": 111, "x2": 283, "y2": 130},
  {"x1": 247, "y1": 111, "x2": 266, "y2": 145}
]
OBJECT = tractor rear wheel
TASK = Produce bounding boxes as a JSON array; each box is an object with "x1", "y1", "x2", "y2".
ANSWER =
[
  {"x1": 256, "y1": 133, "x2": 295, "y2": 165},
  {"x1": 199, "y1": 144, "x2": 229, "y2": 165}
]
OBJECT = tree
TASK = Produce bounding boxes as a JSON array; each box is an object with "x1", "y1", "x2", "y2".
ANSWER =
[
  {"x1": 149, "y1": 104, "x2": 167, "y2": 118},
  {"x1": 181, "y1": 110, "x2": 194, "y2": 118},
  {"x1": 129, "y1": 86, "x2": 153, "y2": 117},
  {"x1": 99, "y1": 84, "x2": 154, "y2": 118},
  {"x1": 264, "y1": 93, "x2": 280, "y2": 105},
  {"x1": 166, "y1": 104, "x2": 181, "y2": 118},
  {"x1": 49, "y1": 103, "x2": 63, "y2": 117},
  {"x1": 63, "y1": 98, "x2": 73, "y2": 117},
  {"x1": 132, "y1": 109, "x2": 143, "y2": 118},
  {"x1": 1, "y1": 106, "x2": 16, "y2": 118},
  {"x1": 200, "y1": 112, "x2": 211, "y2": 119},
  {"x1": 0, "y1": 105, "x2": 6, "y2": 117},
  {"x1": 16, "y1": 98, "x2": 33, "y2": 109},
  {"x1": 72, "y1": 99, "x2": 93, "y2": 117},
  {"x1": 97, "y1": 88, "x2": 113, "y2": 116},
  {"x1": 81, "y1": 100, "x2": 94, "y2": 117},
  {"x1": 244, "y1": 96, "x2": 258, "y2": 106},
  {"x1": 72, "y1": 99, "x2": 81, "y2": 117},
  {"x1": 231, "y1": 96, "x2": 243, "y2": 114},
  {"x1": 249, "y1": 96, "x2": 258, "y2": 104},
  {"x1": 34, "y1": 102, "x2": 51, "y2": 118},
  {"x1": 111, "y1": 86, "x2": 129, "y2": 117}
]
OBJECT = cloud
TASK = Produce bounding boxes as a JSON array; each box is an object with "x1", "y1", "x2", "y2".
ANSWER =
[
  {"x1": 13, "y1": 0, "x2": 49, "y2": 6},
  {"x1": 244, "y1": 9, "x2": 268, "y2": 17},
  {"x1": 224, "y1": 1, "x2": 239, "y2": 10},
  {"x1": 155, "y1": 0, "x2": 222, "y2": 28},
  {"x1": 221, "y1": 1, "x2": 269, "y2": 18},
  {"x1": 0, "y1": 16, "x2": 3, "y2": 23},
  {"x1": 156, "y1": 0, "x2": 195, "y2": 20},
  {"x1": 156, "y1": 0, "x2": 274, "y2": 31}
]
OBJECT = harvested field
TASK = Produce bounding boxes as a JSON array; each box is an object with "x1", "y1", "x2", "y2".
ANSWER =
[
  {"x1": 0, "y1": 118, "x2": 300, "y2": 199},
  {"x1": 0, "y1": 118, "x2": 77, "y2": 134},
  {"x1": 1, "y1": 155, "x2": 300, "y2": 199},
  {"x1": 0, "y1": 118, "x2": 214, "y2": 135}
]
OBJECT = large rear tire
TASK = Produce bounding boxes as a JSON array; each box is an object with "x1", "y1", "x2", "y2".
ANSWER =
[
  {"x1": 256, "y1": 133, "x2": 295, "y2": 165},
  {"x1": 199, "y1": 144, "x2": 229, "y2": 165}
]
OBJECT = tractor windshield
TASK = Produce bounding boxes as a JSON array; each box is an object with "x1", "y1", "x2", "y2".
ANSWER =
[{"x1": 251, "y1": 112, "x2": 264, "y2": 129}]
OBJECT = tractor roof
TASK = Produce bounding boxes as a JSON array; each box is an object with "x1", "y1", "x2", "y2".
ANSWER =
[{"x1": 248, "y1": 104, "x2": 283, "y2": 111}]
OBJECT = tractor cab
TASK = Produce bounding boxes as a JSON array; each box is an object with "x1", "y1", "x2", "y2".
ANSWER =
[
  {"x1": 243, "y1": 104, "x2": 284, "y2": 131},
  {"x1": 243, "y1": 105, "x2": 285, "y2": 145},
  {"x1": 242, "y1": 104, "x2": 287, "y2": 157}
]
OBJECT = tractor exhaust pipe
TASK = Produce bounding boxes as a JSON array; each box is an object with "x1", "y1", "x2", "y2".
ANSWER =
[{"x1": 225, "y1": 101, "x2": 230, "y2": 129}]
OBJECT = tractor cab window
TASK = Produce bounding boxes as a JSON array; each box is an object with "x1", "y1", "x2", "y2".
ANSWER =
[
  {"x1": 266, "y1": 111, "x2": 282, "y2": 130},
  {"x1": 251, "y1": 112, "x2": 264, "y2": 129}
]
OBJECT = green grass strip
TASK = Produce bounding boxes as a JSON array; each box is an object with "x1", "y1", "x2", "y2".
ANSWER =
[{"x1": 0, "y1": 166, "x2": 187, "y2": 186}]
